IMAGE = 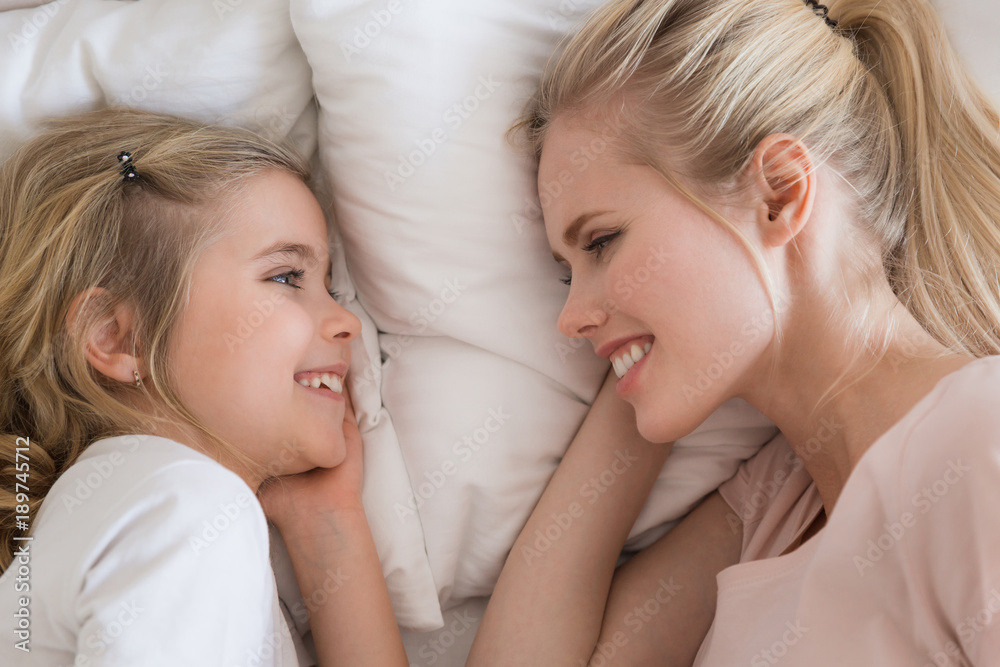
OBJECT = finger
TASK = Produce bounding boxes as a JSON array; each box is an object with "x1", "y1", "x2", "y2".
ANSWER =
[
  {"x1": 342, "y1": 378, "x2": 358, "y2": 424},
  {"x1": 256, "y1": 478, "x2": 285, "y2": 519}
]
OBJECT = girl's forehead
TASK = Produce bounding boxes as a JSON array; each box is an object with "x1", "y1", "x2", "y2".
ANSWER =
[{"x1": 218, "y1": 172, "x2": 328, "y2": 243}]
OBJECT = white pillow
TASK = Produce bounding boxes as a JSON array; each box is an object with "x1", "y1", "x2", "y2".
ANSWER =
[
  {"x1": 935, "y1": 0, "x2": 1000, "y2": 100},
  {"x1": 291, "y1": 0, "x2": 777, "y2": 618},
  {"x1": 0, "y1": 0, "x2": 441, "y2": 631}
]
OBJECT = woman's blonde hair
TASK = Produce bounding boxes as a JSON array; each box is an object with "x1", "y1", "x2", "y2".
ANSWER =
[
  {"x1": 0, "y1": 107, "x2": 311, "y2": 573},
  {"x1": 512, "y1": 0, "x2": 1000, "y2": 373}
]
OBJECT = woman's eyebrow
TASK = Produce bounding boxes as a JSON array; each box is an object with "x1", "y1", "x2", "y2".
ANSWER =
[{"x1": 552, "y1": 210, "x2": 612, "y2": 262}]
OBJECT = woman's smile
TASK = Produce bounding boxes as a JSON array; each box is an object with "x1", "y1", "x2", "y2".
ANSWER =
[{"x1": 613, "y1": 340, "x2": 653, "y2": 397}]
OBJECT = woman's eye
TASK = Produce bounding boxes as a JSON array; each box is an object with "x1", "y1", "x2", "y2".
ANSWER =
[
  {"x1": 328, "y1": 290, "x2": 343, "y2": 300},
  {"x1": 582, "y1": 230, "x2": 621, "y2": 258},
  {"x1": 555, "y1": 229, "x2": 622, "y2": 285}
]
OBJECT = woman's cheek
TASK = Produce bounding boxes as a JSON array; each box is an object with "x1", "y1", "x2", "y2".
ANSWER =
[{"x1": 612, "y1": 265, "x2": 639, "y2": 302}]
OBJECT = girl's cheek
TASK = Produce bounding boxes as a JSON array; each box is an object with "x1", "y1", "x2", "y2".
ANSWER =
[{"x1": 266, "y1": 305, "x2": 316, "y2": 345}]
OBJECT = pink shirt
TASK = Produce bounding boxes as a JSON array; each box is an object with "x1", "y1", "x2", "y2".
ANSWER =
[{"x1": 694, "y1": 355, "x2": 1000, "y2": 667}]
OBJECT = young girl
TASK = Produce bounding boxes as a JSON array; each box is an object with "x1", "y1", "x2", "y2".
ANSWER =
[
  {"x1": 464, "y1": 0, "x2": 1000, "y2": 664},
  {"x1": 0, "y1": 107, "x2": 409, "y2": 666}
]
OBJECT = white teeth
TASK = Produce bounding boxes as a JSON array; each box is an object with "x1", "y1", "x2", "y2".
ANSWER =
[
  {"x1": 611, "y1": 340, "x2": 652, "y2": 379},
  {"x1": 298, "y1": 373, "x2": 344, "y2": 394},
  {"x1": 320, "y1": 373, "x2": 343, "y2": 394},
  {"x1": 621, "y1": 354, "x2": 634, "y2": 371}
]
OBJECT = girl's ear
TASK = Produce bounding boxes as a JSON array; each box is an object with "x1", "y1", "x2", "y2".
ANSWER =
[
  {"x1": 66, "y1": 287, "x2": 143, "y2": 385},
  {"x1": 747, "y1": 134, "x2": 816, "y2": 248}
]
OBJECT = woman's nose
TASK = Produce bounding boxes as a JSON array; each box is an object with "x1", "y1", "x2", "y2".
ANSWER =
[{"x1": 556, "y1": 281, "x2": 608, "y2": 339}]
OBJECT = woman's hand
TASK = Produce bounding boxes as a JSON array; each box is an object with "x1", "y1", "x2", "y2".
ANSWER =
[
  {"x1": 467, "y1": 368, "x2": 673, "y2": 666},
  {"x1": 258, "y1": 384, "x2": 365, "y2": 533}
]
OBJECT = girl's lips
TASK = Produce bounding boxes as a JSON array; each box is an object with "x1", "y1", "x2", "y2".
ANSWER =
[
  {"x1": 293, "y1": 361, "x2": 348, "y2": 383},
  {"x1": 296, "y1": 382, "x2": 345, "y2": 402},
  {"x1": 615, "y1": 343, "x2": 651, "y2": 397}
]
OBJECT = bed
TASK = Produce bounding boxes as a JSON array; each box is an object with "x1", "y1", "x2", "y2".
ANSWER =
[{"x1": 1, "y1": 0, "x2": 996, "y2": 664}]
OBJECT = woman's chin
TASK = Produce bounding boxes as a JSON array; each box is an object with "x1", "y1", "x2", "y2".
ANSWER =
[
  {"x1": 635, "y1": 418, "x2": 676, "y2": 445},
  {"x1": 635, "y1": 407, "x2": 707, "y2": 444}
]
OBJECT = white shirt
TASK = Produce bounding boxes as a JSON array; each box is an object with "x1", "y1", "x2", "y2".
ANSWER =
[{"x1": 0, "y1": 434, "x2": 317, "y2": 666}]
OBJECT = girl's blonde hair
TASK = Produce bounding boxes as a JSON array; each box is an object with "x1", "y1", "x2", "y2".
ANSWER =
[
  {"x1": 513, "y1": 0, "x2": 1000, "y2": 374},
  {"x1": 0, "y1": 107, "x2": 311, "y2": 573}
]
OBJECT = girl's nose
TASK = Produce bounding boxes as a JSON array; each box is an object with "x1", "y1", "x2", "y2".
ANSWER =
[{"x1": 323, "y1": 299, "x2": 362, "y2": 344}]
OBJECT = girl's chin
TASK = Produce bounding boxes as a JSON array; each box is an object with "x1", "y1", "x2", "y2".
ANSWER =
[
  {"x1": 319, "y1": 439, "x2": 348, "y2": 468},
  {"x1": 328, "y1": 447, "x2": 348, "y2": 469}
]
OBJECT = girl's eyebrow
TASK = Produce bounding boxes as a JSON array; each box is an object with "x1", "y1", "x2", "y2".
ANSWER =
[{"x1": 252, "y1": 240, "x2": 332, "y2": 277}]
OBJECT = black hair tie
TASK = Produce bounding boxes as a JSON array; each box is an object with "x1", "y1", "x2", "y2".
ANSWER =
[
  {"x1": 804, "y1": 0, "x2": 838, "y2": 29},
  {"x1": 117, "y1": 151, "x2": 139, "y2": 182}
]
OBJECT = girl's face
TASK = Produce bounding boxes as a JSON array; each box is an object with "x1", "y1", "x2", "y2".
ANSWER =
[
  {"x1": 168, "y1": 170, "x2": 361, "y2": 481},
  {"x1": 539, "y1": 116, "x2": 775, "y2": 443}
]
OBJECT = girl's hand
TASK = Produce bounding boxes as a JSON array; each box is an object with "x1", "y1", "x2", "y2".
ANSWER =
[
  {"x1": 257, "y1": 384, "x2": 366, "y2": 534},
  {"x1": 257, "y1": 384, "x2": 410, "y2": 667}
]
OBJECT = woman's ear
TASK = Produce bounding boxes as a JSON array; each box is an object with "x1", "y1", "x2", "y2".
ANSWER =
[
  {"x1": 66, "y1": 287, "x2": 143, "y2": 385},
  {"x1": 748, "y1": 134, "x2": 816, "y2": 248}
]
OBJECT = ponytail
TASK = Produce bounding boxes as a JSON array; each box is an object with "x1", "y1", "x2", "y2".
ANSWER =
[{"x1": 833, "y1": 0, "x2": 1000, "y2": 357}]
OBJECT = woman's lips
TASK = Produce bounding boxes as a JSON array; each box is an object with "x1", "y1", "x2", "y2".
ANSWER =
[{"x1": 615, "y1": 342, "x2": 651, "y2": 396}]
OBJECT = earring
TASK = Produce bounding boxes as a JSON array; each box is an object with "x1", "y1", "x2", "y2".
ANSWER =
[{"x1": 133, "y1": 370, "x2": 142, "y2": 388}]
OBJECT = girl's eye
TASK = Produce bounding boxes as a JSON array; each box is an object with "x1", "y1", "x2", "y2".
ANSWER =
[
  {"x1": 271, "y1": 269, "x2": 342, "y2": 301},
  {"x1": 559, "y1": 275, "x2": 572, "y2": 286},
  {"x1": 270, "y1": 268, "x2": 305, "y2": 288}
]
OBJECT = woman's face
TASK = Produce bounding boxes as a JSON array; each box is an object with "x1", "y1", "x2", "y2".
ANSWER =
[
  {"x1": 539, "y1": 115, "x2": 775, "y2": 442},
  {"x1": 168, "y1": 169, "x2": 361, "y2": 480}
]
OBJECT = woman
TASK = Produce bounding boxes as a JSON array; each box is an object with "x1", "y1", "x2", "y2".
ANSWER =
[{"x1": 468, "y1": 0, "x2": 1000, "y2": 664}]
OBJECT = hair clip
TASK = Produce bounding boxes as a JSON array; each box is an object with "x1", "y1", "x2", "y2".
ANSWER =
[
  {"x1": 804, "y1": 0, "x2": 838, "y2": 29},
  {"x1": 117, "y1": 151, "x2": 139, "y2": 182}
]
